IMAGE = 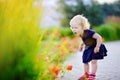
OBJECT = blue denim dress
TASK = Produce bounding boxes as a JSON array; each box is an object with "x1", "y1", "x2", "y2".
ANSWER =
[{"x1": 82, "y1": 29, "x2": 107, "y2": 63}]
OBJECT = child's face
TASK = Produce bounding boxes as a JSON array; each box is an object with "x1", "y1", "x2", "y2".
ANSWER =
[{"x1": 70, "y1": 23, "x2": 83, "y2": 35}]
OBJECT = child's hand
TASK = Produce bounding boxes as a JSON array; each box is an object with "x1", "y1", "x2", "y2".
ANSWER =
[
  {"x1": 94, "y1": 46, "x2": 100, "y2": 53},
  {"x1": 79, "y1": 46, "x2": 83, "y2": 52},
  {"x1": 79, "y1": 43, "x2": 84, "y2": 52}
]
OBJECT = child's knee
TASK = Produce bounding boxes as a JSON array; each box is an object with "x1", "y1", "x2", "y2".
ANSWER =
[
  {"x1": 91, "y1": 60, "x2": 97, "y2": 64},
  {"x1": 84, "y1": 63, "x2": 89, "y2": 65}
]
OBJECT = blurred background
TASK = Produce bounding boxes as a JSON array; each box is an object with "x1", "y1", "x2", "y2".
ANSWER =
[{"x1": 0, "y1": 0, "x2": 120, "y2": 80}]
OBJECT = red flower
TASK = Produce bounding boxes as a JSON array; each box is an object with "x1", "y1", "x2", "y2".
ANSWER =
[
  {"x1": 48, "y1": 66, "x2": 61, "y2": 75},
  {"x1": 53, "y1": 66, "x2": 61, "y2": 75},
  {"x1": 66, "y1": 65, "x2": 73, "y2": 71}
]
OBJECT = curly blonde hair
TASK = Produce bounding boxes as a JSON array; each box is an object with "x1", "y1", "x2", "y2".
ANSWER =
[{"x1": 70, "y1": 15, "x2": 90, "y2": 30}]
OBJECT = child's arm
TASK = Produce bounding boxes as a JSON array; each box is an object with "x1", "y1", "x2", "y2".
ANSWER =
[
  {"x1": 93, "y1": 33, "x2": 102, "y2": 53},
  {"x1": 79, "y1": 38, "x2": 84, "y2": 52}
]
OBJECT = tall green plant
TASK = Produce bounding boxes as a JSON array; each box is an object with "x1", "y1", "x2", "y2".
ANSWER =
[{"x1": 0, "y1": 0, "x2": 42, "y2": 80}]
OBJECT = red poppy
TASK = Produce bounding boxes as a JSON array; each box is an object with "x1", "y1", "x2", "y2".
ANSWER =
[
  {"x1": 53, "y1": 66, "x2": 61, "y2": 75},
  {"x1": 48, "y1": 66, "x2": 61, "y2": 75},
  {"x1": 66, "y1": 65, "x2": 73, "y2": 71}
]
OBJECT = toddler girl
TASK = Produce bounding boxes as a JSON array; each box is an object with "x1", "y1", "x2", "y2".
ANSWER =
[{"x1": 70, "y1": 15, "x2": 107, "y2": 80}]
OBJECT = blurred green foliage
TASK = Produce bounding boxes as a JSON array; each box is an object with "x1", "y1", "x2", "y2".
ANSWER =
[
  {"x1": 94, "y1": 23, "x2": 120, "y2": 41},
  {"x1": 0, "y1": 0, "x2": 42, "y2": 80},
  {"x1": 41, "y1": 23, "x2": 120, "y2": 42},
  {"x1": 58, "y1": 0, "x2": 104, "y2": 27},
  {"x1": 59, "y1": 27, "x2": 74, "y2": 38},
  {"x1": 58, "y1": 0, "x2": 120, "y2": 27},
  {"x1": 102, "y1": 0, "x2": 120, "y2": 17},
  {"x1": 40, "y1": 27, "x2": 74, "y2": 41}
]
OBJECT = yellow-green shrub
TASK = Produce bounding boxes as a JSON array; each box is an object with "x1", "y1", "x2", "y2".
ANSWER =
[{"x1": 0, "y1": 0, "x2": 42, "y2": 80}]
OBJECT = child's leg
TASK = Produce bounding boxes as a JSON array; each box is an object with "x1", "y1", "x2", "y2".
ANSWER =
[
  {"x1": 84, "y1": 63, "x2": 89, "y2": 73},
  {"x1": 91, "y1": 60, "x2": 97, "y2": 74},
  {"x1": 78, "y1": 63, "x2": 89, "y2": 80},
  {"x1": 88, "y1": 60, "x2": 97, "y2": 80}
]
